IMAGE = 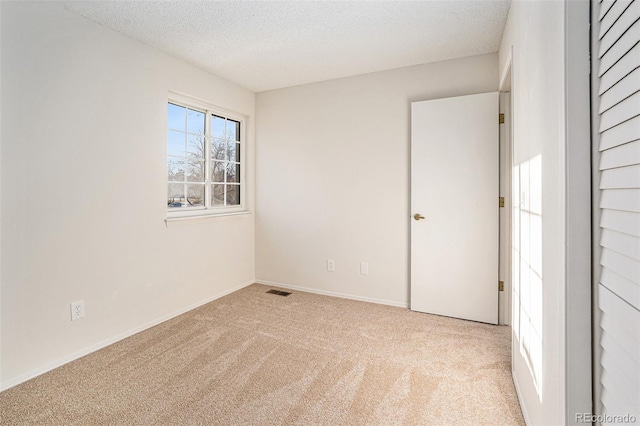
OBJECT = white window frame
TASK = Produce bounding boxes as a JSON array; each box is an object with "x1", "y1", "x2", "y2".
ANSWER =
[{"x1": 167, "y1": 92, "x2": 247, "y2": 219}]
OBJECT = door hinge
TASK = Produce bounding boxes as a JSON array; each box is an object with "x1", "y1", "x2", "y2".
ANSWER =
[
  {"x1": 499, "y1": 113, "x2": 505, "y2": 124},
  {"x1": 499, "y1": 281, "x2": 504, "y2": 292},
  {"x1": 499, "y1": 196, "x2": 504, "y2": 208}
]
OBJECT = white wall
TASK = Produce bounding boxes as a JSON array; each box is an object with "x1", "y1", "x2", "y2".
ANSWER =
[
  {"x1": 255, "y1": 54, "x2": 498, "y2": 306},
  {"x1": 0, "y1": 2, "x2": 255, "y2": 389},
  {"x1": 564, "y1": 1, "x2": 592, "y2": 423},
  {"x1": 499, "y1": 2, "x2": 587, "y2": 424},
  {"x1": 0, "y1": 1, "x2": 3, "y2": 378}
]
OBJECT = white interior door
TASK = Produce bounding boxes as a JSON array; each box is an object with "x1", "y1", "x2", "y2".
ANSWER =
[{"x1": 410, "y1": 92, "x2": 499, "y2": 324}]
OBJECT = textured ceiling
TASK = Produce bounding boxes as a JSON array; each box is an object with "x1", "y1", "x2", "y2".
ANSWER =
[{"x1": 64, "y1": 1, "x2": 511, "y2": 93}]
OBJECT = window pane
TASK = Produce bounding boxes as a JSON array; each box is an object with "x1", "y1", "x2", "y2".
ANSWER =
[
  {"x1": 167, "y1": 130, "x2": 185, "y2": 157},
  {"x1": 187, "y1": 135, "x2": 205, "y2": 159},
  {"x1": 168, "y1": 183, "x2": 185, "y2": 207},
  {"x1": 227, "y1": 184, "x2": 240, "y2": 205},
  {"x1": 211, "y1": 115, "x2": 225, "y2": 138},
  {"x1": 168, "y1": 103, "x2": 186, "y2": 131},
  {"x1": 211, "y1": 138, "x2": 226, "y2": 161},
  {"x1": 212, "y1": 184, "x2": 225, "y2": 206},
  {"x1": 186, "y1": 184, "x2": 205, "y2": 207},
  {"x1": 225, "y1": 163, "x2": 240, "y2": 183},
  {"x1": 227, "y1": 142, "x2": 236, "y2": 164},
  {"x1": 168, "y1": 158, "x2": 185, "y2": 182},
  {"x1": 186, "y1": 160, "x2": 205, "y2": 182},
  {"x1": 212, "y1": 161, "x2": 225, "y2": 183},
  {"x1": 187, "y1": 109, "x2": 205, "y2": 135},
  {"x1": 228, "y1": 119, "x2": 240, "y2": 141}
]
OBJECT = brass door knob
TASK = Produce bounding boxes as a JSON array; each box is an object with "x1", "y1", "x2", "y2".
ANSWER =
[{"x1": 413, "y1": 213, "x2": 425, "y2": 221}]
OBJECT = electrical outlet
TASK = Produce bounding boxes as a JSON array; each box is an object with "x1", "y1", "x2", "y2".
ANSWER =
[
  {"x1": 360, "y1": 262, "x2": 369, "y2": 275},
  {"x1": 327, "y1": 259, "x2": 335, "y2": 272},
  {"x1": 70, "y1": 300, "x2": 85, "y2": 321}
]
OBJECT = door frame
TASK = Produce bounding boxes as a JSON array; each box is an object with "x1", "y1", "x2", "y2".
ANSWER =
[{"x1": 499, "y1": 55, "x2": 513, "y2": 326}]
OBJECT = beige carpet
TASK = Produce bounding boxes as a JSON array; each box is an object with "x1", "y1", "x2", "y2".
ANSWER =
[{"x1": 0, "y1": 284, "x2": 524, "y2": 425}]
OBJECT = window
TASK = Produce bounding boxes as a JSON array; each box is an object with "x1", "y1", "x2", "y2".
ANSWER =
[{"x1": 167, "y1": 95, "x2": 246, "y2": 218}]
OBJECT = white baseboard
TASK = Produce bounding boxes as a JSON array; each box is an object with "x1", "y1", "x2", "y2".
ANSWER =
[
  {"x1": 0, "y1": 279, "x2": 255, "y2": 392},
  {"x1": 255, "y1": 279, "x2": 408, "y2": 309}
]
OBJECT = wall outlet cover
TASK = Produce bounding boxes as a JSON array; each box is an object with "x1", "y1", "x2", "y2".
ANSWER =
[
  {"x1": 70, "y1": 300, "x2": 85, "y2": 321},
  {"x1": 327, "y1": 259, "x2": 335, "y2": 272},
  {"x1": 360, "y1": 262, "x2": 369, "y2": 275}
]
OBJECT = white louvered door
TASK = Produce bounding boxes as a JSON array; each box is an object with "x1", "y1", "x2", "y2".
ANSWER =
[{"x1": 593, "y1": 0, "x2": 640, "y2": 421}]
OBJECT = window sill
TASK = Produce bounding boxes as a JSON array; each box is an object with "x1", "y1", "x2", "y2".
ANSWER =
[{"x1": 165, "y1": 210, "x2": 252, "y2": 226}]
